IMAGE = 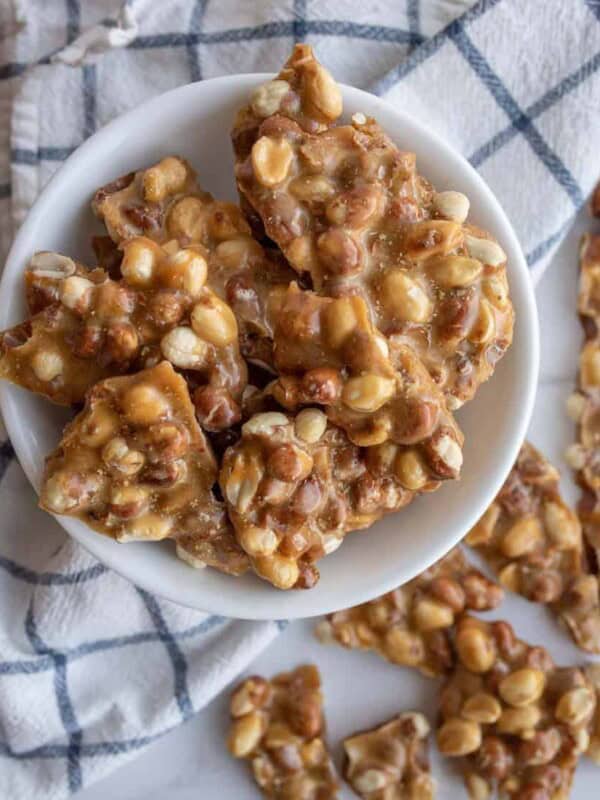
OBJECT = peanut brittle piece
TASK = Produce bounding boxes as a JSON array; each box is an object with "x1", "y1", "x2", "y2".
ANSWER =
[
  {"x1": 233, "y1": 48, "x2": 513, "y2": 407},
  {"x1": 227, "y1": 665, "x2": 338, "y2": 799},
  {"x1": 465, "y1": 441, "x2": 600, "y2": 653},
  {"x1": 93, "y1": 155, "x2": 296, "y2": 367},
  {"x1": 268, "y1": 284, "x2": 464, "y2": 481},
  {"x1": 566, "y1": 234, "x2": 600, "y2": 564},
  {"x1": 343, "y1": 712, "x2": 435, "y2": 800},
  {"x1": 437, "y1": 616, "x2": 595, "y2": 800},
  {"x1": 316, "y1": 548, "x2": 502, "y2": 676},
  {"x1": 0, "y1": 240, "x2": 247, "y2": 415},
  {"x1": 220, "y1": 410, "x2": 418, "y2": 590},
  {"x1": 231, "y1": 43, "x2": 343, "y2": 162},
  {"x1": 39, "y1": 361, "x2": 247, "y2": 575}
]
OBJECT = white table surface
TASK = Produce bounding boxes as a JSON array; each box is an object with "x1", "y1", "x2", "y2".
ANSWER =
[{"x1": 76, "y1": 207, "x2": 600, "y2": 799}]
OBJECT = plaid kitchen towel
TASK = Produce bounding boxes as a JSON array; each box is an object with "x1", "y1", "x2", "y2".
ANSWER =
[{"x1": 1, "y1": 1, "x2": 599, "y2": 797}]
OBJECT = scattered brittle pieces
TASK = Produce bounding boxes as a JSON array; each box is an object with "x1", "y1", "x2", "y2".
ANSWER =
[
  {"x1": 437, "y1": 616, "x2": 595, "y2": 800},
  {"x1": 566, "y1": 233, "x2": 600, "y2": 562},
  {"x1": 219, "y1": 410, "x2": 416, "y2": 589},
  {"x1": 227, "y1": 665, "x2": 338, "y2": 799},
  {"x1": 1, "y1": 240, "x2": 247, "y2": 415},
  {"x1": 39, "y1": 361, "x2": 247, "y2": 575},
  {"x1": 316, "y1": 548, "x2": 502, "y2": 676},
  {"x1": 343, "y1": 711, "x2": 435, "y2": 799},
  {"x1": 233, "y1": 46, "x2": 513, "y2": 407},
  {"x1": 465, "y1": 441, "x2": 600, "y2": 653}
]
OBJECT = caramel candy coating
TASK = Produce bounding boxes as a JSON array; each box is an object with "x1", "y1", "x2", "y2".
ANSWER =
[
  {"x1": 268, "y1": 283, "x2": 464, "y2": 476},
  {"x1": 40, "y1": 362, "x2": 248, "y2": 575},
  {"x1": 219, "y1": 410, "x2": 416, "y2": 590},
  {"x1": 466, "y1": 441, "x2": 600, "y2": 653},
  {"x1": 0, "y1": 240, "x2": 247, "y2": 414},
  {"x1": 343, "y1": 712, "x2": 435, "y2": 800},
  {"x1": 437, "y1": 616, "x2": 594, "y2": 800},
  {"x1": 227, "y1": 665, "x2": 338, "y2": 799},
  {"x1": 316, "y1": 548, "x2": 503, "y2": 676}
]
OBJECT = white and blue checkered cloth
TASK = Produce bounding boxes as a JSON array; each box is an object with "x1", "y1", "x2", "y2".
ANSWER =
[{"x1": 0, "y1": 1, "x2": 599, "y2": 797}]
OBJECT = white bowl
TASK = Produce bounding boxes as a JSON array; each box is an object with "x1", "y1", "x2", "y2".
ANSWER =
[{"x1": 0, "y1": 75, "x2": 539, "y2": 620}]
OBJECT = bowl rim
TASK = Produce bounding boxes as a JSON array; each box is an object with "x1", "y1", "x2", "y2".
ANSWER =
[{"x1": 0, "y1": 74, "x2": 539, "y2": 619}]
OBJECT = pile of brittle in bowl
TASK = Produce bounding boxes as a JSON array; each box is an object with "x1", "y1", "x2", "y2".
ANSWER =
[{"x1": 0, "y1": 44, "x2": 514, "y2": 591}]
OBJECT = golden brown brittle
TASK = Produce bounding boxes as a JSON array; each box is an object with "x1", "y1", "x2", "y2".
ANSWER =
[
  {"x1": 232, "y1": 48, "x2": 513, "y2": 407},
  {"x1": 227, "y1": 665, "x2": 338, "y2": 799},
  {"x1": 343, "y1": 712, "x2": 435, "y2": 800},
  {"x1": 40, "y1": 361, "x2": 247, "y2": 575},
  {"x1": 437, "y1": 616, "x2": 594, "y2": 800},
  {"x1": 316, "y1": 548, "x2": 502, "y2": 676}
]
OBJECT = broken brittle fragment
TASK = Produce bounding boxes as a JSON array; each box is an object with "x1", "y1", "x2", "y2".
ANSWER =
[
  {"x1": 343, "y1": 712, "x2": 435, "y2": 800},
  {"x1": 227, "y1": 664, "x2": 338, "y2": 799},
  {"x1": 231, "y1": 43, "x2": 343, "y2": 162},
  {"x1": 39, "y1": 361, "x2": 247, "y2": 575},
  {"x1": 92, "y1": 155, "x2": 296, "y2": 368},
  {"x1": 232, "y1": 46, "x2": 513, "y2": 407},
  {"x1": 437, "y1": 616, "x2": 595, "y2": 800},
  {"x1": 219, "y1": 410, "x2": 417, "y2": 590},
  {"x1": 0, "y1": 239, "x2": 247, "y2": 418},
  {"x1": 465, "y1": 441, "x2": 600, "y2": 653},
  {"x1": 566, "y1": 233, "x2": 600, "y2": 570},
  {"x1": 316, "y1": 548, "x2": 502, "y2": 676},
  {"x1": 268, "y1": 283, "x2": 464, "y2": 477}
]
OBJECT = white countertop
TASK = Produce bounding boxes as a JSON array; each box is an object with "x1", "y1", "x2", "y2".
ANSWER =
[{"x1": 77, "y1": 208, "x2": 600, "y2": 799}]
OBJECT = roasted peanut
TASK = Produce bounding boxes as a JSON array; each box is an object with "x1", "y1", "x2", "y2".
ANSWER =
[
  {"x1": 251, "y1": 79, "x2": 291, "y2": 118},
  {"x1": 428, "y1": 256, "x2": 482, "y2": 288},
  {"x1": 160, "y1": 326, "x2": 208, "y2": 368},
  {"x1": 120, "y1": 383, "x2": 170, "y2": 426},
  {"x1": 294, "y1": 408, "x2": 327, "y2": 443},
  {"x1": 498, "y1": 668, "x2": 546, "y2": 708},
  {"x1": 437, "y1": 718, "x2": 482, "y2": 756},
  {"x1": 433, "y1": 191, "x2": 470, "y2": 223},
  {"x1": 252, "y1": 136, "x2": 294, "y2": 187},
  {"x1": 381, "y1": 270, "x2": 433, "y2": 323},
  {"x1": 191, "y1": 293, "x2": 238, "y2": 347},
  {"x1": 342, "y1": 374, "x2": 395, "y2": 413},
  {"x1": 31, "y1": 350, "x2": 64, "y2": 382},
  {"x1": 465, "y1": 235, "x2": 506, "y2": 267},
  {"x1": 461, "y1": 693, "x2": 502, "y2": 724}
]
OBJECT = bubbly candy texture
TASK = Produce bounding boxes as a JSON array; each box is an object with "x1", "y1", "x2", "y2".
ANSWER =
[
  {"x1": 219, "y1": 410, "x2": 420, "y2": 590},
  {"x1": 316, "y1": 548, "x2": 503, "y2": 676},
  {"x1": 466, "y1": 441, "x2": 600, "y2": 653},
  {"x1": 437, "y1": 616, "x2": 595, "y2": 800},
  {"x1": 233, "y1": 48, "x2": 513, "y2": 407},
  {"x1": 343, "y1": 712, "x2": 435, "y2": 800},
  {"x1": 0, "y1": 239, "x2": 247, "y2": 415},
  {"x1": 93, "y1": 155, "x2": 296, "y2": 368},
  {"x1": 227, "y1": 665, "x2": 338, "y2": 799},
  {"x1": 268, "y1": 283, "x2": 465, "y2": 470},
  {"x1": 567, "y1": 233, "x2": 600, "y2": 580},
  {"x1": 39, "y1": 362, "x2": 248, "y2": 575}
]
